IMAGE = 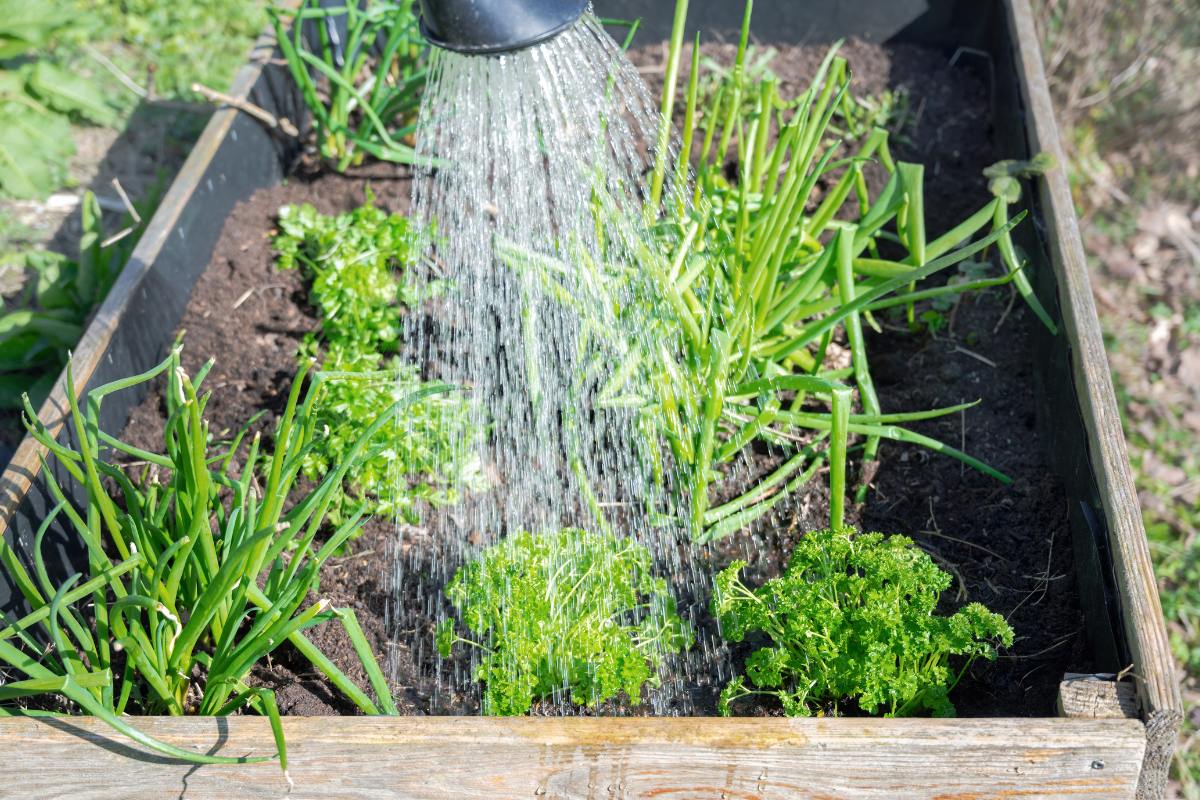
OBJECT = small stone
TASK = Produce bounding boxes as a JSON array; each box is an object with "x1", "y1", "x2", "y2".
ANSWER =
[
  {"x1": 1101, "y1": 248, "x2": 1141, "y2": 280},
  {"x1": 939, "y1": 360, "x2": 964, "y2": 382},
  {"x1": 1130, "y1": 232, "x2": 1160, "y2": 262},
  {"x1": 1177, "y1": 347, "x2": 1200, "y2": 387}
]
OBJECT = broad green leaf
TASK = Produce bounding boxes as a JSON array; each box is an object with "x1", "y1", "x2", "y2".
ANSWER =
[
  {"x1": 0, "y1": 106, "x2": 72, "y2": 199},
  {"x1": 27, "y1": 250, "x2": 79, "y2": 311},
  {"x1": 28, "y1": 61, "x2": 117, "y2": 126},
  {"x1": 0, "y1": 333, "x2": 59, "y2": 370},
  {"x1": 0, "y1": 71, "x2": 26, "y2": 97},
  {"x1": 0, "y1": 309, "x2": 81, "y2": 347},
  {"x1": 0, "y1": 371, "x2": 54, "y2": 410},
  {"x1": 0, "y1": 0, "x2": 74, "y2": 57}
]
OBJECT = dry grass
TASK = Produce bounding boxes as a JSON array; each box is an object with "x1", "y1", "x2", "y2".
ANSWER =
[
  {"x1": 1033, "y1": 1, "x2": 1200, "y2": 795},
  {"x1": 1036, "y1": 0, "x2": 1200, "y2": 214}
]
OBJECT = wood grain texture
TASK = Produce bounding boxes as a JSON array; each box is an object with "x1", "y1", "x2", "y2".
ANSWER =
[
  {"x1": 0, "y1": 715, "x2": 1145, "y2": 800},
  {"x1": 1003, "y1": 2, "x2": 1182, "y2": 797},
  {"x1": 1059, "y1": 674, "x2": 1140, "y2": 719}
]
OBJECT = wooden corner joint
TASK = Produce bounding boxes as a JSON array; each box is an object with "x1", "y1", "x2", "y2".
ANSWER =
[{"x1": 1057, "y1": 672, "x2": 1140, "y2": 719}]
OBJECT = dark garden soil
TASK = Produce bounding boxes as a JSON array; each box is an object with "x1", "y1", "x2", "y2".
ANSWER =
[{"x1": 116, "y1": 39, "x2": 1092, "y2": 718}]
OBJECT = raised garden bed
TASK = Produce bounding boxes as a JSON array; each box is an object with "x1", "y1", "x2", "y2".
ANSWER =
[{"x1": 0, "y1": 0, "x2": 1180, "y2": 797}]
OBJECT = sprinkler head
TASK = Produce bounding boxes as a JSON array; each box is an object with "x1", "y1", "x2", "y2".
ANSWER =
[{"x1": 418, "y1": 0, "x2": 589, "y2": 55}]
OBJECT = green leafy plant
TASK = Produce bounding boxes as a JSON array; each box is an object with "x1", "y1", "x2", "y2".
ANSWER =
[
  {"x1": 275, "y1": 196, "x2": 481, "y2": 525},
  {"x1": 713, "y1": 527, "x2": 1013, "y2": 717},
  {"x1": 2, "y1": 347, "x2": 436, "y2": 767},
  {"x1": 0, "y1": 1, "x2": 116, "y2": 198},
  {"x1": 0, "y1": 191, "x2": 146, "y2": 409},
  {"x1": 436, "y1": 528, "x2": 693, "y2": 715},
  {"x1": 270, "y1": 0, "x2": 426, "y2": 171}
]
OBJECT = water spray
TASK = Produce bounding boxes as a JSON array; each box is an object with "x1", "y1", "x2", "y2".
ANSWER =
[
  {"x1": 417, "y1": 0, "x2": 589, "y2": 54},
  {"x1": 393, "y1": 0, "x2": 716, "y2": 714}
]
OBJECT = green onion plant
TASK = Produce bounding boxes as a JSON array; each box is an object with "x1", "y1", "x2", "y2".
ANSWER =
[
  {"x1": 270, "y1": 0, "x2": 426, "y2": 171},
  {"x1": 509, "y1": 0, "x2": 1050, "y2": 543},
  {"x1": 641, "y1": 7, "x2": 1044, "y2": 539},
  {"x1": 1, "y1": 346, "x2": 442, "y2": 767}
]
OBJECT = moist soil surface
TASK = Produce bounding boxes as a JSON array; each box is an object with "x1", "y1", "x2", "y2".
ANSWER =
[{"x1": 117, "y1": 39, "x2": 1092, "y2": 718}]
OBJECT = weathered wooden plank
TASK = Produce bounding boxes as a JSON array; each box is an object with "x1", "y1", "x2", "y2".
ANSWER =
[
  {"x1": 1003, "y1": 1, "x2": 1182, "y2": 797},
  {"x1": 1059, "y1": 673, "x2": 1140, "y2": 719},
  {"x1": 0, "y1": 716, "x2": 1145, "y2": 800}
]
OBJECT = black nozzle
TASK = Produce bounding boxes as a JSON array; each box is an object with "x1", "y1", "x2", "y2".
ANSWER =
[{"x1": 418, "y1": 0, "x2": 589, "y2": 55}]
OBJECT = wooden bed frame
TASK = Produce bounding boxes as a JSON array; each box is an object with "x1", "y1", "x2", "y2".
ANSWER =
[{"x1": 0, "y1": 1, "x2": 1179, "y2": 797}]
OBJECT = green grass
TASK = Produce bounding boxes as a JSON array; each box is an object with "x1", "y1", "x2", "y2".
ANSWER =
[{"x1": 79, "y1": 0, "x2": 268, "y2": 102}]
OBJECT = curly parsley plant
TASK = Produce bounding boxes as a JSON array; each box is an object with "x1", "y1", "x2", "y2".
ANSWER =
[
  {"x1": 437, "y1": 529, "x2": 693, "y2": 715},
  {"x1": 713, "y1": 527, "x2": 1013, "y2": 717}
]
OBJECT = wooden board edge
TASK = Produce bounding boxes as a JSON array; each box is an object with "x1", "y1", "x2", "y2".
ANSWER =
[
  {"x1": 0, "y1": 715, "x2": 1147, "y2": 799},
  {"x1": 1003, "y1": 0, "x2": 1182, "y2": 796},
  {"x1": 0, "y1": 22, "x2": 283, "y2": 538},
  {"x1": 1059, "y1": 673, "x2": 1140, "y2": 719}
]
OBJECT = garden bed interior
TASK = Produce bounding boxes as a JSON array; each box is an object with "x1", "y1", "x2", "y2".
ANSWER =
[
  {"x1": 109, "y1": 36, "x2": 1085, "y2": 719},
  {"x1": 0, "y1": 0, "x2": 1179, "y2": 796}
]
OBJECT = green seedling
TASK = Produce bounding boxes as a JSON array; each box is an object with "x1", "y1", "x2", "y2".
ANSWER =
[{"x1": 275, "y1": 197, "x2": 483, "y2": 526}]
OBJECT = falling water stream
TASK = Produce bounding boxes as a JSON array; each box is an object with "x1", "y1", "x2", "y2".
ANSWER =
[{"x1": 387, "y1": 11, "x2": 732, "y2": 713}]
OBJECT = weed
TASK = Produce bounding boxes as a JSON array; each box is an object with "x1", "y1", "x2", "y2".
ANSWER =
[
  {"x1": 0, "y1": 2, "x2": 116, "y2": 199},
  {"x1": 0, "y1": 192, "x2": 147, "y2": 409},
  {"x1": 82, "y1": 0, "x2": 268, "y2": 101}
]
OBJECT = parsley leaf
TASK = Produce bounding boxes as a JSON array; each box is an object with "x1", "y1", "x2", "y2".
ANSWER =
[{"x1": 274, "y1": 194, "x2": 483, "y2": 525}]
